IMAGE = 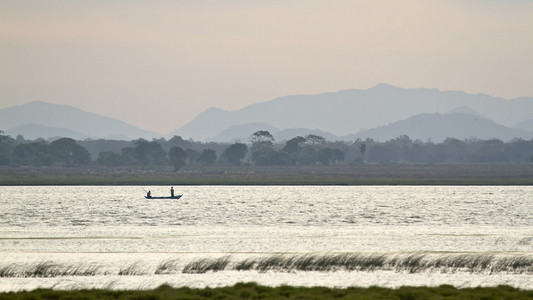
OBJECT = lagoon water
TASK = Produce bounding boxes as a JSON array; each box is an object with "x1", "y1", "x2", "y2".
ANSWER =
[{"x1": 0, "y1": 185, "x2": 532, "y2": 291}]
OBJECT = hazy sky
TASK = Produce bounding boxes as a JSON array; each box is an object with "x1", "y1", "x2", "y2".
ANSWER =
[{"x1": 2, "y1": 0, "x2": 532, "y2": 134}]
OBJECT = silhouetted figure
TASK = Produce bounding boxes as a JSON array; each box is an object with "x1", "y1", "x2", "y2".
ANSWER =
[
  {"x1": 147, "y1": 191, "x2": 151, "y2": 198},
  {"x1": 170, "y1": 187, "x2": 174, "y2": 197}
]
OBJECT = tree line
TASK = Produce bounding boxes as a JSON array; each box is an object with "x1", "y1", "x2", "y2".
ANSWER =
[{"x1": 1, "y1": 130, "x2": 532, "y2": 169}]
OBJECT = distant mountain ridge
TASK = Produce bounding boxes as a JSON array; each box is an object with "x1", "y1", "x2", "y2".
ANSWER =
[
  {"x1": 6, "y1": 124, "x2": 91, "y2": 141},
  {"x1": 352, "y1": 112, "x2": 533, "y2": 142},
  {"x1": 514, "y1": 118, "x2": 533, "y2": 132},
  {"x1": 171, "y1": 84, "x2": 533, "y2": 141},
  {"x1": 209, "y1": 123, "x2": 338, "y2": 143},
  {"x1": 207, "y1": 110, "x2": 533, "y2": 143},
  {"x1": 0, "y1": 101, "x2": 160, "y2": 140},
  {"x1": 3, "y1": 84, "x2": 533, "y2": 142}
]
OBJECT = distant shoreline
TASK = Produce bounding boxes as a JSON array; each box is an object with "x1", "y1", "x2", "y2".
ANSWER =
[{"x1": 1, "y1": 164, "x2": 532, "y2": 186}]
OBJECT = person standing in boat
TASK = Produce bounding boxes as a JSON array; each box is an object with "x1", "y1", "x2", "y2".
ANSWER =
[{"x1": 170, "y1": 186, "x2": 174, "y2": 197}]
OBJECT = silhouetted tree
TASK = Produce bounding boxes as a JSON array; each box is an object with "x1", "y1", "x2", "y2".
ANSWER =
[
  {"x1": 439, "y1": 138, "x2": 468, "y2": 163},
  {"x1": 0, "y1": 131, "x2": 14, "y2": 165},
  {"x1": 185, "y1": 148, "x2": 200, "y2": 165},
  {"x1": 366, "y1": 144, "x2": 398, "y2": 163},
  {"x1": 133, "y1": 139, "x2": 167, "y2": 166},
  {"x1": 317, "y1": 148, "x2": 345, "y2": 165},
  {"x1": 298, "y1": 147, "x2": 318, "y2": 165},
  {"x1": 305, "y1": 134, "x2": 325, "y2": 148},
  {"x1": 120, "y1": 147, "x2": 137, "y2": 165},
  {"x1": 317, "y1": 148, "x2": 334, "y2": 165},
  {"x1": 11, "y1": 142, "x2": 52, "y2": 166},
  {"x1": 48, "y1": 138, "x2": 90, "y2": 166},
  {"x1": 168, "y1": 146, "x2": 187, "y2": 170},
  {"x1": 78, "y1": 139, "x2": 131, "y2": 160},
  {"x1": 15, "y1": 134, "x2": 25, "y2": 144},
  {"x1": 221, "y1": 143, "x2": 248, "y2": 165},
  {"x1": 251, "y1": 131, "x2": 274, "y2": 149},
  {"x1": 405, "y1": 141, "x2": 429, "y2": 163},
  {"x1": 505, "y1": 138, "x2": 533, "y2": 163},
  {"x1": 359, "y1": 143, "x2": 366, "y2": 155},
  {"x1": 250, "y1": 131, "x2": 275, "y2": 165},
  {"x1": 282, "y1": 136, "x2": 306, "y2": 153},
  {"x1": 252, "y1": 147, "x2": 278, "y2": 165},
  {"x1": 197, "y1": 149, "x2": 217, "y2": 164},
  {"x1": 165, "y1": 135, "x2": 196, "y2": 152},
  {"x1": 96, "y1": 151, "x2": 123, "y2": 167},
  {"x1": 331, "y1": 148, "x2": 345, "y2": 164}
]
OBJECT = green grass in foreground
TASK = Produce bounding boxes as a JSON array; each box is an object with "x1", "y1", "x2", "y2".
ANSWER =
[{"x1": 1, "y1": 283, "x2": 532, "y2": 300}]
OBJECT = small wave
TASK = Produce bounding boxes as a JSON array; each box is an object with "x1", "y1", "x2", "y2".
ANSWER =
[{"x1": 1, "y1": 252, "x2": 532, "y2": 278}]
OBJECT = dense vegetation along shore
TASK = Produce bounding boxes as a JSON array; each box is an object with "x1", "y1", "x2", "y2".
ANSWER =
[
  {"x1": 2, "y1": 131, "x2": 533, "y2": 185},
  {"x1": 1, "y1": 283, "x2": 532, "y2": 299},
  {"x1": 1, "y1": 164, "x2": 533, "y2": 185},
  {"x1": 2, "y1": 132, "x2": 533, "y2": 170}
]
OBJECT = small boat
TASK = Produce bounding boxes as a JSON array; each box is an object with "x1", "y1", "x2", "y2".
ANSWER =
[{"x1": 145, "y1": 195, "x2": 182, "y2": 199}]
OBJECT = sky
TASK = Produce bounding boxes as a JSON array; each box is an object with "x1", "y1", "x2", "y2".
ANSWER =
[{"x1": 1, "y1": 0, "x2": 533, "y2": 134}]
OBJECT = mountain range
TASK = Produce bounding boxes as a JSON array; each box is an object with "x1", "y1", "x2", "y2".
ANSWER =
[
  {"x1": 171, "y1": 83, "x2": 533, "y2": 141},
  {"x1": 352, "y1": 112, "x2": 533, "y2": 142},
  {"x1": 0, "y1": 101, "x2": 159, "y2": 140},
  {"x1": 1, "y1": 84, "x2": 532, "y2": 142}
]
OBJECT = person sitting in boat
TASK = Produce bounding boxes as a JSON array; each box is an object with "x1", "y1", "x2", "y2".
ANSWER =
[
  {"x1": 147, "y1": 190, "x2": 152, "y2": 198},
  {"x1": 170, "y1": 187, "x2": 174, "y2": 197}
]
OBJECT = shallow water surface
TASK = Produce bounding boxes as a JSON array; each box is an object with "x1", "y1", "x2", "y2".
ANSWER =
[{"x1": 0, "y1": 185, "x2": 532, "y2": 291}]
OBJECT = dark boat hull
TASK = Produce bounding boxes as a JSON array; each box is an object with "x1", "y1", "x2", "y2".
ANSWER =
[{"x1": 145, "y1": 195, "x2": 182, "y2": 199}]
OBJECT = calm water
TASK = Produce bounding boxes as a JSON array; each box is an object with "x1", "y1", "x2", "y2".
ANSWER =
[{"x1": 0, "y1": 186, "x2": 532, "y2": 291}]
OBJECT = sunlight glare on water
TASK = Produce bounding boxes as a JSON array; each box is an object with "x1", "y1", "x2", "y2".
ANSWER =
[{"x1": 0, "y1": 185, "x2": 532, "y2": 291}]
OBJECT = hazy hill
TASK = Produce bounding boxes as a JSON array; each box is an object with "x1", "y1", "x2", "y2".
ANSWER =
[
  {"x1": 6, "y1": 124, "x2": 91, "y2": 141},
  {"x1": 208, "y1": 122, "x2": 338, "y2": 143},
  {"x1": 352, "y1": 113, "x2": 533, "y2": 142},
  {"x1": 5, "y1": 85, "x2": 533, "y2": 143},
  {"x1": 447, "y1": 106, "x2": 483, "y2": 116},
  {"x1": 274, "y1": 128, "x2": 338, "y2": 142},
  {"x1": 514, "y1": 119, "x2": 533, "y2": 132},
  {"x1": 207, "y1": 111, "x2": 531, "y2": 143},
  {"x1": 171, "y1": 84, "x2": 533, "y2": 141},
  {"x1": 208, "y1": 123, "x2": 278, "y2": 143},
  {"x1": 0, "y1": 101, "x2": 160, "y2": 140}
]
